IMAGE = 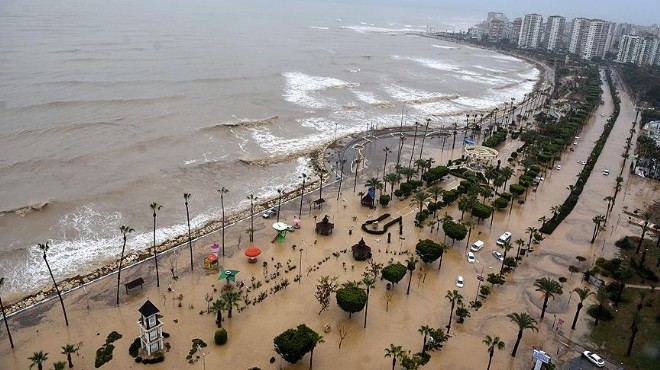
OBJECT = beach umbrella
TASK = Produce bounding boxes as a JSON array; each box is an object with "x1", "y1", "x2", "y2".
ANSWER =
[
  {"x1": 217, "y1": 269, "x2": 240, "y2": 285},
  {"x1": 244, "y1": 246, "x2": 262, "y2": 263},
  {"x1": 272, "y1": 222, "x2": 288, "y2": 231}
]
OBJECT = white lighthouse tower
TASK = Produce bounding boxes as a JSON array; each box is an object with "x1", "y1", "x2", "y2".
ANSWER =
[{"x1": 138, "y1": 300, "x2": 164, "y2": 356}]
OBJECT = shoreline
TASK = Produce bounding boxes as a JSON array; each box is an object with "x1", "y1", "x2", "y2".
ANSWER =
[{"x1": 1, "y1": 38, "x2": 553, "y2": 318}]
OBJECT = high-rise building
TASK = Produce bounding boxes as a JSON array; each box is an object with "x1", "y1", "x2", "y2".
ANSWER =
[
  {"x1": 569, "y1": 18, "x2": 615, "y2": 60},
  {"x1": 511, "y1": 18, "x2": 523, "y2": 44},
  {"x1": 487, "y1": 12, "x2": 508, "y2": 23},
  {"x1": 569, "y1": 18, "x2": 589, "y2": 54},
  {"x1": 545, "y1": 16, "x2": 566, "y2": 51},
  {"x1": 518, "y1": 14, "x2": 543, "y2": 49},
  {"x1": 488, "y1": 19, "x2": 506, "y2": 42},
  {"x1": 616, "y1": 35, "x2": 660, "y2": 65}
]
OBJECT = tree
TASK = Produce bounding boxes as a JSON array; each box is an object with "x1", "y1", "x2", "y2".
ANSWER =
[
  {"x1": 37, "y1": 242, "x2": 68, "y2": 326},
  {"x1": 384, "y1": 173, "x2": 402, "y2": 199},
  {"x1": 571, "y1": 287, "x2": 594, "y2": 330},
  {"x1": 591, "y1": 215, "x2": 605, "y2": 244},
  {"x1": 405, "y1": 256, "x2": 418, "y2": 295},
  {"x1": 247, "y1": 194, "x2": 258, "y2": 243},
  {"x1": 507, "y1": 312, "x2": 538, "y2": 357},
  {"x1": 463, "y1": 220, "x2": 475, "y2": 249},
  {"x1": 472, "y1": 203, "x2": 493, "y2": 223},
  {"x1": 442, "y1": 220, "x2": 467, "y2": 244},
  {"x1": 415, "y1": 239, "x2": 442, "y2": 266},
  {"x1": 0, "y1": 277, "x2": 14, "y2": 349},
  {"x1": 436, "y1": 243, "x2": 451, "y2": 270},
  {"x1": 525, "y1": 226, "x2": 538, "y2": 249},
  {"x1": 276, "y1": 188, "x2": 283, "y2": 222},
  {"x1": 218, "y1": 187, "x2": 229, "y2": 256},
  {"x1": 457, "y1": 194, "x2": 476, "y2": 220},
  {"x1": 384, "y1": 344, "x2": 404, "y2": 370},
  {"x1": 409, "y1": 191, "x2": 431, "y2": 218},
  {"x1": 593, "y1": 286, "x2": 608, "y2": 326},
  {"x1": 613, "y1": 265, "x2": 634, "y2": 307},
  {"x1": 53, "y1": 361, "x2": 66, "y2": 370},
  {"x1": 273, "y1": 324, "x2": 320, "y2": 366},
  {"x1": 116, "y1": 225, "x2": 134, "y2": 305},
  {"x1": 381, "y1": 263, "x2": 407, "y2": 287},
  {"x1": 499, "y1": 167, "x2": 514, "y2": 190},
  {"x1": 499, "y1": 241, "x2": 513, "y2": 275},
  {"x1": 445, "y1": 290, "x2": 462, "y2": 333},
  {"x1": 61, "y1": 344, "x2": 79, "y2": 368},
  {"x1": 514, "y1": 238, "x2": 525, "y2": 259},
  {"x1": 336, "y1": 322, "x2": 350, "y2": 349},
  {"x1": 220, "y1": 289, "x2": 242, "y2": 319},
  {"x1": 427, "y1": 185, "x2": 444, "y2": 215},
  {"x1": 636, "y1": 212, "x2": 652, "y2": 254},
  {"x1": 626, "y1": 311, "x2": 642, "y2": 356},
  {"x1": 149, "y1": 202, "x2": 163, "y2": 287},
  {"x1": 183, "y1": 193, "x2": 194, "y2": 271},
  {"x1": 28, "y1": 351, "x2": 48, "y2": 370},
  {"x1": 336, "y1": 283, "x2": 367, "y2": 318},
  {"x1": 210, "y1": 298, "x2": 225, "y2": 328},
  {"x1": 308, "y1": 329, "x2": 325, "y2": 369},
  {"x1": 533, "y1": 277, "x2": 563, "y2": 320},
  {"x1": 418, "y1": 325, "x2": 431, "y2": 354},
  {"x1": 487, "y1": 273, "x2": 505, "y2": 287},
  {"x1": 455, "y1": 304, "x2": 471, "y2": 323},
  {"x1": 315, "y1": 275, "x2": 339, "y2": 315},
  {"x1": 483, "y1": 335, "x2": 505, "y2": 370}
]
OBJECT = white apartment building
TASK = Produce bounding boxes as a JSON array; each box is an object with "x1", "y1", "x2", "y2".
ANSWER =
[
  {"x1": 616, "y1": 35, "x2": 660, "y2": 65},
  {"x1": 545, "y1": 15, "x2": 566, "y2": 51},
  {"x1": 518, "y1": 14, "x2": 543, "y2": 49},
  {"x1": 570, "y1": 18, "x2": 614, "y2": 60}
]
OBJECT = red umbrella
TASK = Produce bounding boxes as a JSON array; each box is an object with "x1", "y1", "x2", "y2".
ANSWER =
[{"x1": 244, "y1": 246, "x2": 262, "y2": 261}]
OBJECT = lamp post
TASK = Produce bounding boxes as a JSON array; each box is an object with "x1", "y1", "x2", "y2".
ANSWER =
[
  {"x1": 299, "y1": 173, "x2": 307, "y2": 217},
  {"x1": 337, "y1": 159, "x2": 346, "y2": 201},
  {"x1": 408, "y1": 121, "x2": 420, "y2": 169},
  {"x1": 396, "y1": 135, "x2": 406, "y2": 167},
  {"x1": 353, "y1": 158, "x2": 360, "y2": 192},
  {"x1": 382, "y1": 146, "x2": 391, "y2": 181},
  {"x1": 418, "y1": 117, "x2": 431, "y2": 165},
  {"x1": 298, "y1": 248, "x2": 304, "y2": 284}
]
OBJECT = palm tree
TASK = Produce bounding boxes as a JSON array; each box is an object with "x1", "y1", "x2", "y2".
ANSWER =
[
  {"x1": 533, "y1": 277, "x2": 563, "y2": 320},
  {"x1": 613, "y1": 266, "x2": 634, "y2": 307},
  {"x1": 365, "y1": 177, "x2": 384, "y2": 199},
  {"x1": 571, "y1": 287, "x2": 595, "y2": 330},
  {"x1": 525, "y1": 226, "x2": 537, "y2": 250},
  {"x1": 308, "y1": 331, "x2": 324, "y2": 369},
  {"x1": 37, "y1": 242, "x2": 68, "y2": 326},
  {"x1": 246, "y1": 194, "x2": 258, "y2": 243},
  {"x1": 53, "y1": 361, "x2": 66, "y2": 370},
  {"x1": 483, "y1": 335, "x2": 505, "y2": 370},
  {"x1": 445, "y1": 290, "x2": 463, "y2": 333},
  {"x1": 0, "y1": 277, "x2": 14, "y2": 348},
  {"x1": 116, "y1": 225, "x2": 134, "y2": 305},
  {"x1": 399, "y1": 166, "x2": 415, "y2": 182},
  {"x1": 603, "y1": 196, "x2": 614, "y2": 223},
  {"x1": 437, "y1": 243, "x2": 450, "y2": 270},
  {"x1": 217, "y1": 187, "x2": 229, "y2": 256},
  {"x1": 384, "y1": 172, "x2": 401, "y2": 199},
  {"x1": 550, "y1": 205, "x2": 561, "y2": 219},
  {"x1": 464, "y1": 220, "x2": 475, "y2": 249},
  {"x1": 405, "y1": 256, "x2": 418, "y2": 295},
  {"x1": 149, "y1": 202, "x2": 163, "y2": 287},
  {"x1": 418, "y1": 325, "x2": 431, "y2": 353},
  {"x1": 184, "y1": 193, "x2": 193, "y2": 271},
  {"x1": 28, "y1": 350, "x2": 48, "y2": 370},
  {"x1": 276, "y1": 188, "x2": 283, "y2": 222},
  {"x1": 299, "y1": 173, "x2": 307, "y2": 216},
  {"x1": 384, "y1": 344, "x2": 404, "y2": 370},
  {"x1": 61, "y1": 344, "x2": 79, "y2": 368},
  {"x1": 499, "y1": 241, "x2": 513, "y2": 275},
  {"x1": 220, "y1": 289, "x2": 242, "y2": 318},
  {"x1": 514, "y1": 238, "x2": 525, "y2": 259},
  {"x1": 636, "y1": 212, "x2": 652, "y2": 254},
  {"x1": 507, "y1": 312, "x2": 538, "y2": 357},
  {"x1": 410, "y1": 191, "x2": 431, "y2": 218},
  {"x1": 210, "y1": 298, "x2": 225, "y2": 328},
  {"x1": 594, "y1": 286, "x2": 608, "y2": 326},
  {"x1": 427, "y1": 185, "x2": 443, "y2": 214},
  {"x1": 626, "y1": 311, "x2": 642, "y2": 356},
  {"x1": 362, "y1": 277, "x2": 375, "y2": 329},
  {"x1": 499, "y1": 167, "x2": 514, "y2": 191},
  {"x1": 591, "y1": 215, "x2": 605, "y2": 243}
]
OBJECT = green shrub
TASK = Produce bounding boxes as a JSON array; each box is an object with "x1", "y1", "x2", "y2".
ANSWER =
[
  {"x1": 215, "y1": 328, "x2": 228, "y2": 345},
  {"x1": 95, "y1": 343, "x2": 115, "y2": 368},
  {"x1": 106, "y1": 331, "x2": 122, "y2": 344},
  {"x1": 129, "y1": 338, "x2": 141, "y2": 358},
  {"x1": 587, "y1": 305, "x2": 614, "y2": 321}
]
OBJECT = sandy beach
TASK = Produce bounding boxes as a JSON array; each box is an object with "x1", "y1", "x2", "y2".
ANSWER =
[{"x1": 2, "y1": 58, "x2": 658, "y2": 370}]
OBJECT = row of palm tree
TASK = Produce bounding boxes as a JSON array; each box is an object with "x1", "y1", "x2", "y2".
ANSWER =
[{"x1": 27, "y1": 344, "x2": 79, "y2": 370}]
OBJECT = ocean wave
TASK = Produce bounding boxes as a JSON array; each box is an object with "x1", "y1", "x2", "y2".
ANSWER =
[
  {"x1": 0, "y1": 201, "x2": 51, "y2": 217},
  {"x1": 200, "y1": 116, "x2": 280, "y2": 132},
  {"x1": 383, "y1": 83, "x2": 458, "y2": 105},
  {"x1": 392, "y1": 55, "x2": 458, "y2": 72},
  {"x1": 282, "y1": 72, "x2": 358, "y2": 109},
  {"x1": 341, "y1": 25, "x2": 425, "y2": 34},
  {"x1": 432, "y1": 44, "x2": 458, "y2": 50},
  {"x1": 308, "y1": 26, "x2": 329, "y2": 30},
  {"x1": 9, "y1": 95, "x2": 185, "y2": 113}
]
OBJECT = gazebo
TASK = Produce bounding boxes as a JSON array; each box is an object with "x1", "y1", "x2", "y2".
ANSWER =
[
  {"x1": 351, "y1": 238, "x2": 372, "y2": 261},
  {"x1": 315, "y1": 215, "x2": 334, "y2": 235},
  {"x1": 361, "y1": 187, "x2": 376, "y2": 208}
]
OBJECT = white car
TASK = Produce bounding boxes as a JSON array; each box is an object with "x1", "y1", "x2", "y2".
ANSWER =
[
  {"x1": 578, "y1": 160, "x2": 586, "y2": 165},
  {"x1": 467, "y1": 252, "x2": 476, "y2": 263},
  {"x1": 603, "y1": 169, "x2": 610, "y2": 176},
  {"x1": 470, "y1": 240, "x2": 485, "y2": 252},
  {"x1": 455, "y1": 276, "x2": 464, "y2": 288},
  {"x1": 262, "y1": 208, "x2": 277, "y2": 218},
  {"x1": 583, "y1": 351, "x2": 605, "y2": 368},
  {"x1": 555, "y1": 164, "x2": 561, "y2": 170},
  {"x1": 492, "y1": 250, "x2": 504, "y2": 261}
]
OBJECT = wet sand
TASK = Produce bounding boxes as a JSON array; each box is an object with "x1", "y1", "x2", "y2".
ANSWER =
[{"x1": 1, "y1": 69, "x2": 657, "y2": 370}]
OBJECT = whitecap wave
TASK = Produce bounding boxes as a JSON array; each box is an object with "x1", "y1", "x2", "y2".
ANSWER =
[
  {"x1": 282, "y1": 72, "x2": 358, "y2": 109},
  {"x1": 341, "y1": 25, "x2": 425, "y2": 34},
  {"x1": 432, "y1": 44, "x2": 458, "y2": 50},
  {"x1": 392, "y1": 55, "x2": 458, "y2": 72},
  {"x1": 308, "y1": 26, "x2": 329, "y2": 30}
]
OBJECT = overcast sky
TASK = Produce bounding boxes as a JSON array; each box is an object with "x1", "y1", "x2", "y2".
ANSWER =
[{"x1": 345, "y1": 0, "x2": 658, "y2": 26}]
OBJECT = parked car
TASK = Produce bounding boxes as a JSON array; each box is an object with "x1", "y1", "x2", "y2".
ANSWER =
[
  {"x1": 262, "y1": 208, "x2": 277, "y2": 218},
  {"x1": 582, "y1": 351, "x2": 605, "y2": 368},
  {"x1": 492, "y1": 250, "x2": 504, "y2": 261},
  {"x1": 603, "y1": 169, "x2": 610, "y2": 176},
  {"x1": 496, "y1": 231, "x2": 512, "y2": 246},
  {"x1": 455, "y1": 276, "x2": 464, "y2": 288},
  {"x1": 470, "y1": 240, "x2": 485, "y2": 252},
  {"x1": 467, "y1": 252, "x2": 476, "y2": 263},
  {"x1": 555, "y1": 164, "x2": 561, "y2": 170}
]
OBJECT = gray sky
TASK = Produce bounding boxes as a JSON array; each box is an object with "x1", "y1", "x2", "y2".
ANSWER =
[{"x1": 346, "y1": 0, "x2": 658, "y2": 25}]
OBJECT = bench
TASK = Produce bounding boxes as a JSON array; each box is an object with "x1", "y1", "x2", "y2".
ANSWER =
[{"x1": 124, "y1": 277, "x2": 145, "y2": 294}]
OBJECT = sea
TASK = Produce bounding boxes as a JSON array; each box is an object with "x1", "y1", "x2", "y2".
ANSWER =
[{"x1": 0, "y1": 0, "x2": 539, "y2": 300}]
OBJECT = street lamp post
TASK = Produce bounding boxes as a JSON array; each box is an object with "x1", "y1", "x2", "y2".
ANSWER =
[
  {"x1": 298, "y1": 248, "x2": 304, "y2": 284},
  {"x1": 299, "y1": 173, "x2": 307, "y2": 217},
  {"x1": 353, "y1": 158, "x2": 360, "y2": 192},
  {"x1": 382, "y1": 146, "x2": 391, "y2": 181},
  {"x1": 337, "y1": 159, "x2": 346, "y2": 201}
]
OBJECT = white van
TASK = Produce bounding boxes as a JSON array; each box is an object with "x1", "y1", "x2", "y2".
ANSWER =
[
  {"x1": 470, "y1": 240, "x2": 485, "y2": 252},
  {"x1": 496, "y1": 231, "x2": 512, "y2": 246}
]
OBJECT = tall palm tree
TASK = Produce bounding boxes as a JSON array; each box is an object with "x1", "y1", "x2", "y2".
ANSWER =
[
  {"x1": 0, "y1": 277, "x2": 14, "y2": 348},
  {"x1": 116, "y1": 225, "x2": 135, "y2": 305},
  {"x1": 210, "y1": 298, "x2": 225, "y2": 328},
  {"x1": 308, "y1": 330, "x2": 324, "y2": 369},
  {"x1": 382, "y1": 146, "x2": 392, "y2": 185},
  {"x1": 61, "y1": 344, "x2": 79, "y2": 368},
  {"x1": 636, "y1": 212, "x2": 652, "y2": 254},
  {"x1": 603, "y1": 196, "x2": 614, "y2": 223},
  {"x1": 626, "y1": 311, "x2": 642, "y2": 356},
  {"x1": 247, "y1": 194, "x2": 258, "y2": 243},
  {"x1": 437, "y1": 243, "x2": 450, "y2": 270},
  {"x1": 464, "y1": 220, "x2": 475, "y2": 249},
  {"x1": 499, "y1": 241, "x2": 513, "y2": 275},
  {"x1": 28, "y1": 350, "x2": 48, "y2": 370},
  {"x1": 218, "y1": 187, "x2": 229, "y2": 256},
  {"x1": 445, "y1": 290, "x2": 463, "y2": 333},
  {"x1": 594, "y1": 286, "x2": 608, "y2": 326},
  {"x1": 591, "y1": 215, "x2": 605, "y2": 244},
  {"x1": 571, "y1": 287, "x2": 595, "y2": 330},
  {"x1": 525, "y1": 226, "x2": 537, "y2": 249},
  {"x1": 220, "y1": 289, "x2": 242, "y2": 318},
  {"x1": 427, "y1": 185, "x2": 444, "y2": 214},
  {"x1": 149, "y1": 202, "x2": 163, "y2": 287},
  {"x1": 417, "y1": 118, "x2": 431, "y2": 166},
  {"x1": 405, "y1": 256, "x2": 418, "y2": 295},
  {"x1": 514, "y1": 238, "x2": 525, "y2": 258},
  {"x1": 365, "y1": 177, "x2": 384, "y2": 199},
  {"x1": 533, "y1": 277, "x2": 563, "y2": 320},
  {"x1": 384, "y1": 172, "x2": 401, "y2": 199},
  {"x1": 37, "y1": 242, "x2": 68, "y2": 326},
  {"x1": 507, "y1": 312, "x2": 538, "y2": 357},
  {"x1": 183, "y1": 193, "x2": 193, "y2": 271},
  {"x1": 399, "y1": 166, "x2": 415, "y2": 182},
  {"x1": 499, "y1": 167, "x2": 514, "y2": 191},
  {"x1": 276, "y1": 188, "x2": 283, "y2": 222},
  {"x1": 362, "y1": 277, "x2": 375, "y2": 329},
  {"x1": 614, "y1": 265, "x2": 634, "y2": 307},
  {"x1": 384, "y1": 344, "x2": 404, "y2": 370},
  {"x1": 410, "y1": 191, "x2": 431, "y2": 217},
  {"x1": 483, "y1": 335, "x2": 505, "y2": 370},
  {"x1": 418, "y1": 325, "x2": 431, "y2": 353}
]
